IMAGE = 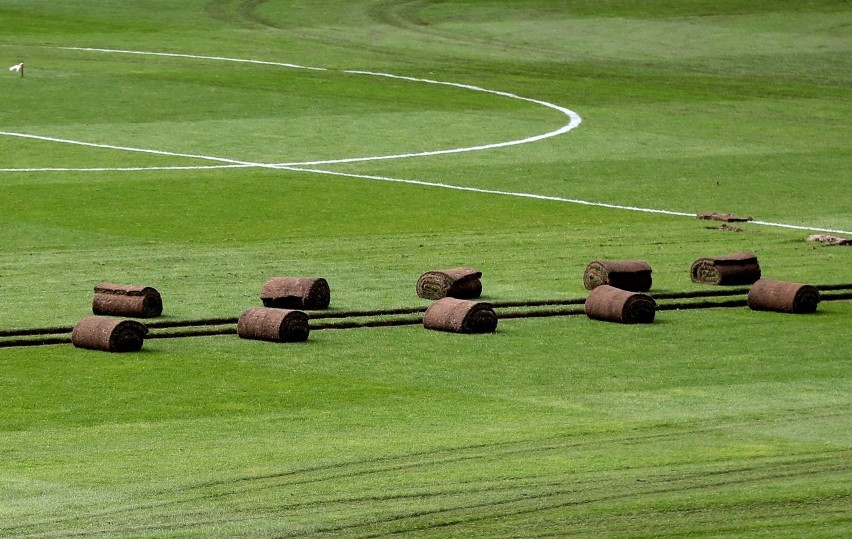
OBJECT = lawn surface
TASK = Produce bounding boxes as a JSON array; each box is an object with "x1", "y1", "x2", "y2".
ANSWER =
[{"x1": 1, "y1": 1, "x2": 850, "y2": 537}]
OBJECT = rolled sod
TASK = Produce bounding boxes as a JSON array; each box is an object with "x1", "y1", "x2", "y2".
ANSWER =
[
  {"x1": 583, "y1": 260, "x2": 652, "y2": 292},
  {"x1": 690, "y1": 251, "x2": 761, "y2": 286},
  {"x1": 237, "y1": 307, "x2": 310, "y2": 342},
  {"x1": 807, "y1": 234, "x2": 850, "y2": 246},
  {"x1": 260, "y1": 277, "x2": 330, "y2": 310},
  {"x1": 697, "y1": 212, "x2": 752, "y2": 222},
  {"x1": 747, "y1": 279, "x2": 820, "y2": 314},
  {"x1": 584, "y1": 285, "x2": 656, "y2": 324},
  {"x1": 422, "y1": 297, "x2": 498, "y2": 333},
  {"x1": 416, "y1": 267, "x2": 482, "y2": 300},
  {"x1": 71, "y1": 316, "x2": 148, "y2": 352},
  {"x1": 92, "y1": 283, "x2": 163, "y2": 318}
]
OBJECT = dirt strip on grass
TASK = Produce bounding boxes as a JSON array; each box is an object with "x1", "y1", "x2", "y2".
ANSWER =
[{"x1": 2, "y1": 285, "x2": 850, "y2": 348}]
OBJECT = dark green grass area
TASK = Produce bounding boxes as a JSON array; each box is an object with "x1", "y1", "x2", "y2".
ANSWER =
[
  {"x1": 1, "y1": 308, "x2": 850, "y2": 536},
  {"x1": 1, "y1": 1, "x2": 850, "y2": 537},
  {"x1": 1, "y1": 170, "x2": 847, "y2": 328}
]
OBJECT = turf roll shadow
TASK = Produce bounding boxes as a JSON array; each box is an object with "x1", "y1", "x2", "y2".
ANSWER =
[
  {"x1": 92, "y1": 283, "x2": 163, "y2": 318},
  {"x1": 261, "y1": 277, "x2": 330, "y2": 310},
  {"x1": 416, "y1": 267, "x2": 482, "y2": 300},
  {"x1": 690, "y1": 251, "x2": 761, "y2": 286},
  {"x1": 71, "y1": 316, "x2": 148, "y2": 352},
  {"x1": 423, "y1": 298, "x2": 497, "y2": 333},
  {"x1": 747, "y1": 279, "x2": 820, "y2": 314},
  {"x1": 237, "y1": 307, "x2": 310, "y2": 342},
  {"x1": 584, "y1": 285, "x2": 656, "y2": 324},
  {"x1": 583, "y1": 260, "x2": 652, "y2": 292}
]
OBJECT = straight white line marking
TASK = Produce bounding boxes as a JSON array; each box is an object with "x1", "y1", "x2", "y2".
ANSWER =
[
  {"x1": 60, "y1": 46, "x2": 327, "y2": 71},
  {"x1": 0, "y1": 131, "x2": 261, "y2": 166},
  {"x1": 1, "y1": 148, "x2": 847, "y2": 233},
  {"x1": 282, "y1": 166, "x2": 696, "y2": 216},
  {"x1": 282, "y1": 166, "x2": 852, "y2": 234},
  {"x1": 0, "y1": 165, "x2": 252, "y2": 172},
  {"x1": 748, "y1": 221, "x2": 850, "y2": 234}
]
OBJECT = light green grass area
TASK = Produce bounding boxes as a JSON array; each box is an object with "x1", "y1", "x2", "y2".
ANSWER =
[{"x1": 1, "y1": 1, "x2": 850, "y2": 537}]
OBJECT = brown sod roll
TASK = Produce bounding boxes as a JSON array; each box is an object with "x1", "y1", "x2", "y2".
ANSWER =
[
  {"x1": 697, "y1": 212, "x2": 753, "y2": 222},
  {"x1": 807, "y1": 234, "x2": 850, "y2": 246},
  {"x1": 747, "y1": 279, "x2": 820, "y2": 314},
  {"x1": 584, "y1": 285, "x2": 656, "y2": 324},
  {"x1": 690, "y1": 251, "x2": 761, "y2": 286},
  {"x1": 422, "y1": 298, "x2": 498, "y2": 333},
  {"x1": 71, "y1": 316, "x2": 148, "y2": 352},
  {"x1": 583, "y1": 260, "x2": 652, "y2": 292},
  {"x1": 237, "y1": 307, "x2": 310, "y2": 342},
  {"x1": 416, "y1": 267, "x2": 482, "y2": 300},
  {"x1": 260, "y1": 277, "x2": 330, "y2": 310},
  {"x1": 92, "y1": 283, "x2": 163, "y2": 318}
]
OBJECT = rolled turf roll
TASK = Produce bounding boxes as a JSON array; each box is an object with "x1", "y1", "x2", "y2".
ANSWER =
[
  {"x1": 747, "y1": 279, "x2": 820, "y2": 314},
  {"x1": 71, "y1": 316, "x2": 148, "y2": 352},
  {"x1": 697, "y1": 212, "x2": 752, "y2": 223},
  {"x1": 92, "y1": 283, "x2": 163, "y2": 318},
  {"x1": 237, "y1": 307, "x2": 310, "y2": 342},
  {"x1": 689, "y1": 251, "x2": 761, "y2": 286},
  {"x1": 583, "y1": 260, "x2": 653, "y2": 292},
  {"x1": 584, "y1": 285, "x2": 656, "y2": 324},
  {"x1": 416, "y1": 267, "x2": 482, "y2": 300},
  {"x1": 422, "y1": 297, "x2": 498, "y2": 333},
  {"x1": 260, "y1": 277, "x2": 330, "y2": 310}
]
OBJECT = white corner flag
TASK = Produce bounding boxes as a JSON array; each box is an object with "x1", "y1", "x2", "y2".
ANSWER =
[{"x1": 9, "y1": 62, "x2": 24, "y2": 77}]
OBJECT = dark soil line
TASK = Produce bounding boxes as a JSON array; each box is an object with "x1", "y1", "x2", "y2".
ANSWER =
[
  {"x1": 146, "y1": 328, "x2": 238, "y2": 339},
  {"x1": 0, "y1": 337, "x2": 71, "y2": 348},
  {"x1": 820, "y1": 291, "x2": 852, "y2": 300},
  {"x1": 491, "y1": 298, "x2": 586, "y2": 308},
  {"x1": 0, "y1": 326, "x2": 75, "y2": 338},
  {"x1": 650, "y1": 287, "x2": 751, "y2": 299},
  {"x1": 145, "y1": 317, "x2": 237, "y2": 329},
  {"x1": 499, "y1": 308, "x2": 585, "y2": 319},
  {"x1": 2, "y1": 284, "x2": 851, "y2": 346},
  {"x1": 657, "y1": 299, "x2": 748, "y2": 310},
  {"x1": 312, "y1": 318, "x2": 424, "y2": 330},
  {"x1": 815, "y1": 283, "x2": 852, "y2": 291},
  {"x1": 314, "y1": 307, "x2": 425, "y2": 318}
]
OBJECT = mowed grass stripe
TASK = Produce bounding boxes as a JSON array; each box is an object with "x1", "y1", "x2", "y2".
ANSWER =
[{"x1": 4, "y1": 435, "x2": 847, "y2": 537}]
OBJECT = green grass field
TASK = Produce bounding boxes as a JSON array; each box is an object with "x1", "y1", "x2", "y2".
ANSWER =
[{"x1": 1, "y1": 1, "x2": 850, "y2": 537}]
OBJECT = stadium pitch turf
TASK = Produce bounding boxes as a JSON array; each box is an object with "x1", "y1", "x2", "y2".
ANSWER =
[{"x1": 1, "y1": 1, "x2": 850, "y2": 537}]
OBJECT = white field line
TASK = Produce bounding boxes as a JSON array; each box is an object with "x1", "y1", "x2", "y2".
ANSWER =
[
  {"x1": 0, "y1": 130, "x2": 264, "y2": 167},
  {"x1": 269, "y1": 70, "x2": 582, "y2": 166},
  {"x1": 58, "y1": 47, "x2": 581, "y2": 166},
  {"x1": 279, "y1": 166, "x2": 852, "y2": 234},
  {"x1": 0, "y1": 165, "x2": 251, "y2": 172},
  {"x1": 280, "y1": 166, "x2": 695, "y2": 217},
  {"x1": 60, "y1": 46, "x2": 328, "y2": 71},
  {"x1": 2, "y1": 132, "x2": 848, "y2": 234},
  {"x1": 0, "y1": 47, "x2": 848, "y2": 235}
]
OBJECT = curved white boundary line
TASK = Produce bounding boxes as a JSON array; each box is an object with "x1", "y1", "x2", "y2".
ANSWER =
[
  {"x1": 61, "y1": 46, "x2": 328, "y2": 72},
  {"x1": 1, "y1": 47, "x2": 848, "y2": 235},
  {"x1": 57, "y1": 47, "x2": 582, "y2": 167},
  {"x1": 270, "y1": 70, "x2": 582, "y2": 166}
]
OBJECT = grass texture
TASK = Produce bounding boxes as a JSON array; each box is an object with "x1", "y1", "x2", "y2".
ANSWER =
[{"x1": 1, "y1": 1, "x2": 850, "y2": 537}]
